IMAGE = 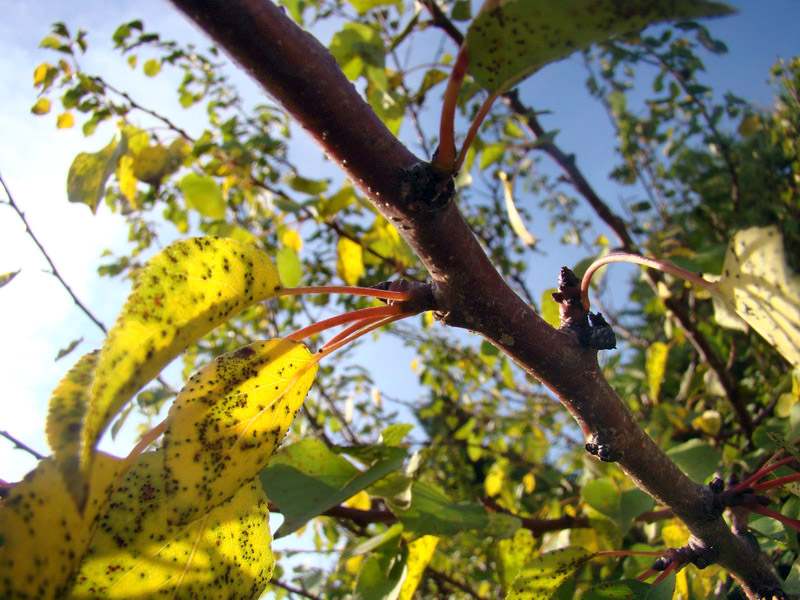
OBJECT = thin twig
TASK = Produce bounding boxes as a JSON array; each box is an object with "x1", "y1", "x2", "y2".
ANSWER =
[
  {"x1": 0, "y1": 172, "x2": 107, "y2": 333},
  {"x1": 270, "y1": 578, "x2": 321, "y2": 600},
  {"x1": 0, "y1": 430, "x2": 46, "y2": 461}
]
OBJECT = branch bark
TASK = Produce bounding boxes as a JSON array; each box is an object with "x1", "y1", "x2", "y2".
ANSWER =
[{"x1": 169, "y1": 1, "x2": 782, "y2": 597}]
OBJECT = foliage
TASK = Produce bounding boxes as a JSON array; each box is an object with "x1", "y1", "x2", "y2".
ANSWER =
[{"x1": 2, "y1": 2, "x2": 800, "y2": 599}]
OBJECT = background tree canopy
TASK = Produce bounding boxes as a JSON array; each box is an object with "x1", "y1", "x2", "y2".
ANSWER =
[{"x1": 1, "y1": 0, "x2": 799, "y2": 599}]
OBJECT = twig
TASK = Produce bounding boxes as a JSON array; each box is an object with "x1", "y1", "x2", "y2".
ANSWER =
[
  {"x1": 270, "y1": 578, "x2": 321, "y2": 600},
  {"x1": 0, "y1": 430, "x2": 46, "y2": 461},
  {"x1": 429, "y1": 568, "x2": 488, "y2": 600},
  {"x1": 0, "y1": 172, "x2": 107, "y2": 333}
]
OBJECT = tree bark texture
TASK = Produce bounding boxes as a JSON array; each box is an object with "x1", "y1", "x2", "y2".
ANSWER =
[{"x1": 170, "y1": 1, "x2": 783, "y2": 597}]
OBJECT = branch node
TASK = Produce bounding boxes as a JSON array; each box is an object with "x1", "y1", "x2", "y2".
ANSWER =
[
  {"x1": 585, "y1": 432, "x2": 621, "y2": 463},
  {"x1": 399, "y1": 162, "x2": 454, "y2": 213},
  {"x1": 371, "y1": 279, "x2": 435, "y2": 314}
]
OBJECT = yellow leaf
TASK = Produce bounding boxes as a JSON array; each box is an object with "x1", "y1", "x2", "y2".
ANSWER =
[
  {"x1": 646, "y1": 341, "x2": 669, "y2": 403},
  {"x1": 71, "y1": 451, "x2": 274, "y2": 599},
  {"x1": 57, "y1": 112, "x2": 74, "y2": 129},
  {"x1": 116, "y1": 154, "x2": 138, "y2": 207},
  {"x1": 399, "y1": 536, "x2": 439, "y2": 600},
  {"x1": 83, "y1": 237, "x2": 283, "y2": 468},
  {"x1": 500, "y1": 172, "x2": 538, "y2": 247},
  {"x1": 496, "y1": 529, "x2": 535, "y2": 588},
  {"x1": 67, "y1": 133, "x2": 127, "y2": 213},
  {"x1": 485, "y1": 461, "x2": 506, "y2": 497},
  {"x1": 523, "y1": 472, "x2": 536, "y2": 494},
  {"x1": 337, "y1": 237, "x2": 364, "y2": 286},
  {"x1": 31, "y1": 97, "x2": 51, "y2": 115},
  {"x1": 345, "y1": 490, "x2": 372, "y2": 511},
  {"x1": 692, "y1": 410, "x2": 722, "y2": 436},
  {"x1": 714, "y1": 225, "x2": 800, "y2": 368},
  {"x1": 0, "y1": 454, "x2": 121, "y2": 600},
  {"x1": 662, "y1": 520, "x2": 690, "y2": 548},
  {"x1": 162, "y1": 339, "x2": 318, "y2": 524},
  {"x1": 281, "y1": 229, "x2": 303, "y2": 252},
  {"x1": 33, "y1": 62, "x2": 53, "y2": 86}
]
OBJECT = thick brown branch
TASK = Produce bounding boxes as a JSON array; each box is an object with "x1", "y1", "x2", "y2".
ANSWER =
[{"x1": 169, "y1": 1, "x2": 781, "y2": 596}]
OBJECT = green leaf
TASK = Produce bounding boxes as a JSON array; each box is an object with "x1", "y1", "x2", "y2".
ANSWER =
[
  {"x1": 646, "y1": 341, "x2": 669, "y2": 403},
  {"x1": 347, "y1": 0, "x2": 402, "y2": 16},
  {"x1": 355, "y1": 543, "x2": 408, "y2": 600},
  {"x1": 504, "y1": 546, "x2": 595, "y2": 600},
  {"x1": 368, "y1": 88, "x2": 405, "y2": 136},
  {"x1": 713, "y1": 225, "x2": 800, "y2": 368},
  {"x1": 380, "y1": 423, "x2": 414, "y2": 446},
  {"x1": 582, "y1": 578, "x2": 657, "y2": 599},
  {"x1": 83, "y1": 237, "x2": 283, "y2": 466},
  {"x1": 666, "y1": 439, "x2": 720, "y2": 483},
  {"x1": 329, "y1": 23, "x2": 385, "y2": 82},
  {"x1": 0, "y1": 270, "x2": 20, "y2": 289},
  {"x1": 345, "y1": 523, "x2": 405, "y2": 559},
  {"x1": 276, "y1": 245, "x2": 303, "y2": 288},
  {"x1": 71, "y1": 451, "x2": 274, "y2": 599},
  {"x1": 179, "y1": 173, "x2": 227, "y2": 219},
  {"x1": 55, "y1": 337, "x2": 83, "y2": 361},
  {"x1": 397, "y1": 481, "x2": 488, "y2": 536},
  {"x1": 451, "y1": 0, "x2": 472, "y2": 21},
  {"x1": 466, "y1": 0, "x2": 734, "y2": 94},
  {"x1": 163, "y1": 339, "x2": 318, "y2": 524},
  {"x1": 480, "y1": 142, "x2": 506, "y2": 170},
  {"x1": 260, "y1": 438, "x2": 406, "y2": 538},
  {"x1": 288, "y1": 174, "x2": 329, "y2": 195},
  {"x1": 541, "y1": 288, "x2": 561, "y2": 328},
  {"x1": 67, "y1": 133, "x2": 128, "y2": 212},
  {"x1": 766, "y1": 432, "x2": 800, "y2": 464},
  {"x1": 582, "y1": 479, "x2": 620, "y2": 521}
]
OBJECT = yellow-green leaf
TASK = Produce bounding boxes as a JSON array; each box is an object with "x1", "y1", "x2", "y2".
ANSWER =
[
  {"x1": 0, "y1": 270, "x2": 20, "y2": 289},
  {"x1": 337, "y1": 237, "x2": 364, "y2": 286},
  {"x1": 714, "y1": 225, "x2": 800, "y2": 368},
  {"x1": 46, "y1": 351, "x2": 98, "y2": 502},
  {"x1": 83, "y1": 237, "x2": 283, "y2": 466},
  {"x1": 132, "y1": 144, "x2": 170, "y2": 186},
  {"x1": 31, "y1": 97, "x2": 51, "y2": 115},
  {"x1": 0, "y1": 454, "x2": 121, "y2": 600},
  {"x1": 540, "y1": 288, "x2": 560, "y2": 328},
  {"x1": 67, "y1": 133, "x2": 127, "y2": 213},
  {"x1": 143, "y1": 58, "x2": 161, "y2": 77},
  {"x1": 179, "y1": 173, "x2": 227, "y2": 219},
  {"x1": 646, "y1": 341, "x2": 669, "y2": 403},
  {"x1": 71, "y1": 451, "x2": 274, "y2": 599},
  {"x1": 466, "y1": 0, "x2": 734, "y2": 94},
  {"x1": 57, "y1": 112, "x2": 74, "y2": 129},
  {"x1": 505, "y1": 546, "x2": 595, "y2": 600},
  {"x1": 500, "y1": 172, "x2": 538, "y2": 247},
  {"x1": 399, "y1": 536, "x2": 438, "y2": 600},
  {"x1": 496, "y1": 529, "x2": 536, "y2": 589},
  {"x1": 163, "y1": 339, "x2": 318, "y2": 524}
]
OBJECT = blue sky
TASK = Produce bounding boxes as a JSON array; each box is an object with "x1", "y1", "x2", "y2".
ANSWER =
[{"x1": 1, "y1": 0, "x2": 798, "y2": 482}]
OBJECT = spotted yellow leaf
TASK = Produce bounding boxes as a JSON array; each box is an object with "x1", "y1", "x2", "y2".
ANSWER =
[
  {"x1": 466, "y1": 0, "x2": 733, "y2": 95},
  {"x1": 0, "y1": 454, "x2": 121, "y2": 600},
  {"x1": 163, "y1": 339, "x2": 318, "y2": 525},
  {"x1": 71, "y1": 451, "x2": 274, "y2": 600},
  {"x1": 714, "y1": 225, "x2": 800, "y2": 368},
  {"x1": 504, "y1": 546, "x2": 595, "y2": 600},
  {"x1": 83, "y1": 237, "x2": 283, "y2": 467}
]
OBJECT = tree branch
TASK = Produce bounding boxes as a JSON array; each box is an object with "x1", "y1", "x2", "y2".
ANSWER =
[{"x1": 168, "y1": 1, "x2": 782, "y2": 596}]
